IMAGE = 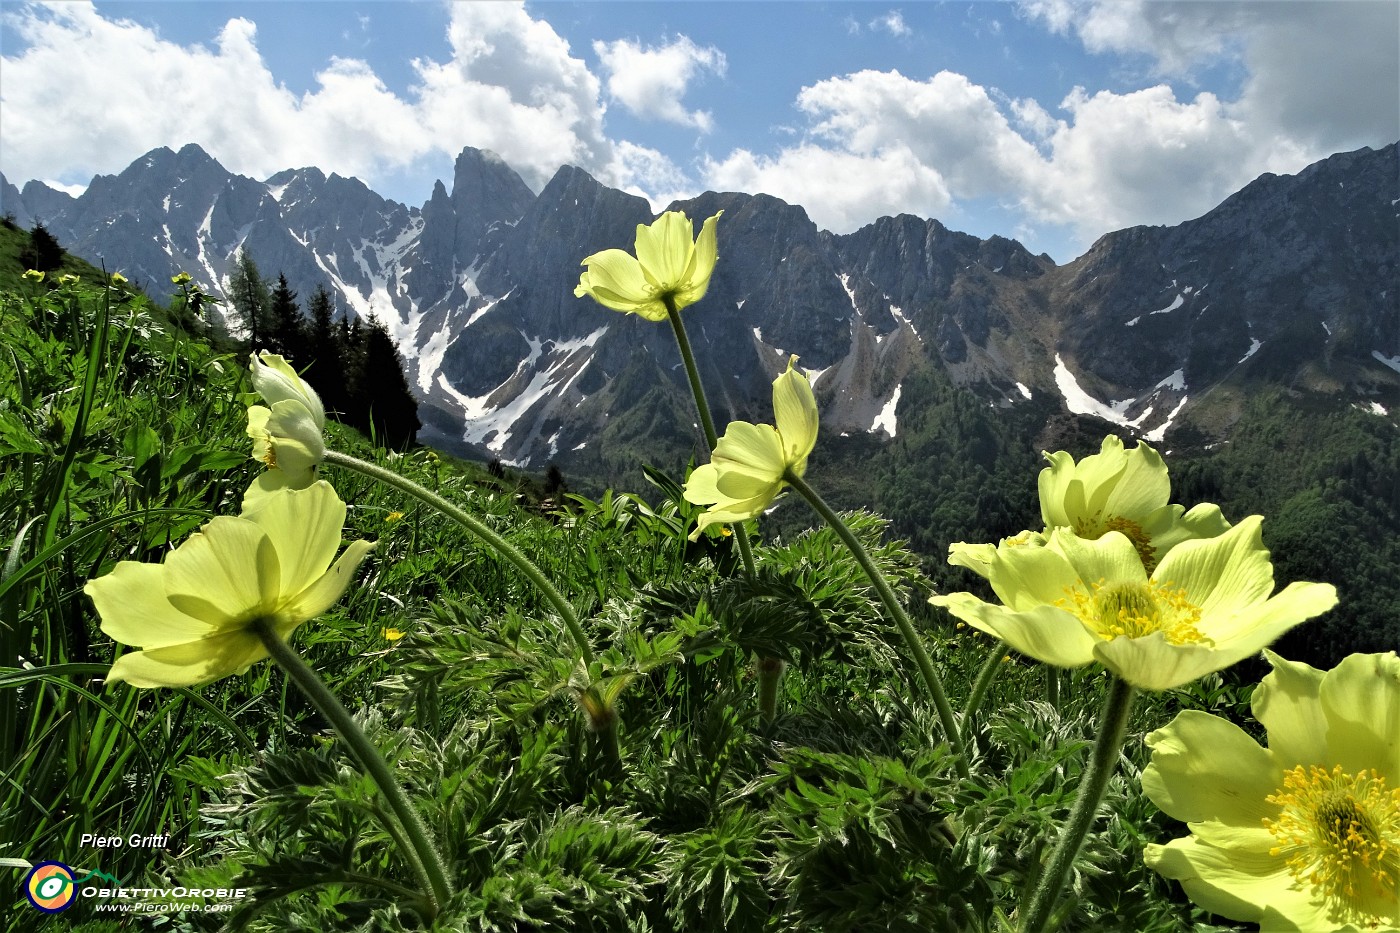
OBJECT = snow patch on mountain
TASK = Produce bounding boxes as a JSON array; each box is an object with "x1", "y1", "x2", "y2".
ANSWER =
[
  {"x1": 1373, "y1": 350, "x2": 1400, "y2": 374},
  {"x1": 871, "y1": 385, "x2": 901, "y2": 437}
]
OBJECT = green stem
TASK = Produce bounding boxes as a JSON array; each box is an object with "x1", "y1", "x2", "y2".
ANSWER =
[
  {"x1": 1045, "y1": 666, "x2": 1061, "y2": 712},
  {"x1": 1018, "y1": 676, "x2": 1137, "y2": 933},
  {"x1": 323, "y1": 450, "x2": 593, "y2": 666},
  {"x1": 783, "y1": 469, "x2": 968, "y2": 778},
  {"x1": 756, "y1": 655, "x2": 786, "y2": 723},
  {"x1": 961, "y1": 641, "x2": 1008, "y2": 743},
  {"x1": 664, "y1": 297, "x2": 720, "y2": 451},
  {"x1": 254, "y1": 619, "x2": 453, "y2": 918}
]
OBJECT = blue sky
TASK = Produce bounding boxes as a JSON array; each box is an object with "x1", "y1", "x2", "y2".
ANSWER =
[{"x1": 1, "y1": 1, "x2": 1396, "y2": 263}]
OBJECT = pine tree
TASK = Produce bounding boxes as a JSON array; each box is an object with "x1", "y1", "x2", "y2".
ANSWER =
[
  {"x1": 21, "y1": 222, "x2": 64, "y2": 273},
  {"x1": 226, "y1": 253, "x2": 270, "y2": 350},
  {"x1": 305, "y1": 285, "x2": 344, "y2": 417},
  {"x1": 267, "y1": 274, "x2": 308, "y2": 363},
  {"x1": 352, "y1": 314, "x2": 421, "y2": 449}
]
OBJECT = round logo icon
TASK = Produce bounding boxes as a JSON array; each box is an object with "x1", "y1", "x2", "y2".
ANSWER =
[{"x1": 25, "y1": 861, "x2": 77, "y2": 913}]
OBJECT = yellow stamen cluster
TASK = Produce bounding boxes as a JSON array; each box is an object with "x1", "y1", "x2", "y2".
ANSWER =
[
  {"x1": 1103, "y1": 515, "x2": 1156, "y2": 572},
  {"x1": 1265, "y1": 765, "x2": 1400, "y2": 915},
  {"x1": 1061, "y1": 579, "x2": 1208, "y2": 645}
]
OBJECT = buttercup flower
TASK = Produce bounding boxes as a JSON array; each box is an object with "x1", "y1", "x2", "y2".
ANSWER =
[
  {"x1": 684, "y1": 356, "x2": 818, "y2": 540},
  {"x1": 246, "y1": 351, "x2": 327, "y2": 493},
  {"x1": 1144, "y1": 651, "x2": 1400, "y2": 931},
  {"x1": 86, "y1": 481, "x2": 374, "y2": 688},
  {"x1": 575, "y1": 210, "x2": 721, "y2": 321},
  {"x1": 929, "y1": 516, "x2": 1337, "y2": 691},
  {"x1": 1039, "y1": 435, "x2": 1229, "y2": 571}
]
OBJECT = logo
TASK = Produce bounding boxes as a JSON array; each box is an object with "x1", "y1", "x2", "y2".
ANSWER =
[{"x1": 24, "y1": 861, "x2": 77, "y2": 913}]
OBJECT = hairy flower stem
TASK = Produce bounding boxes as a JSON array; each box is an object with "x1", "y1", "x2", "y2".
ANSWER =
[
  {"x1": 783, "y1": 470, "x2": 969, "y2": 778},
  {"x1": 664, "y1": 296, "x2": 780, "y2": 718},
  {"x1": 961, "y1": 642, "x2": 1008, "y2": 743},
  {"x1": 1019, "y1": 676, "x2": 1137, "y2": 933},
  {"x1": 322, "y1": 451, "x2": 622, "y2": 766},
  {"x1": 1045, "y1": 666, "x2": 1061, "y2": 711},
  {"x1": 254, "y1": 619, "x2": 453, "y2": 919}
]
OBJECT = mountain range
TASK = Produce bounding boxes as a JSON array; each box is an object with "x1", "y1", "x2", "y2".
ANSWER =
[{"x1": 3, "y1": 142, "x2": 1396, "y2": 477}]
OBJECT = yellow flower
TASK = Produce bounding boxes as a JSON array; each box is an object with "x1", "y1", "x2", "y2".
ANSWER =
[
  {"x1": 385, "y1": 511, "x2": 405, "y2": 524},
  {"x1": 1144, "y1": 651, "x2": 1400, "y2": 931},
  {"x1": 246, "y1": 352, "x2": 326, "y2": 496},
  {"x1": 110, "y1": 272, "x2": 127, "y2": 286},
  {"x1": 575, "y1": 210, "x2": 722, "y2": 321},
  {"x1": 684, "y1": 356, "x2": 817, "y2": 540},
  {"x1": 929, "y1": 517, "x2": 1337, "y2": 691},
  {"x1": 22, "y1": 269, "x2": 44, "y2": 282},
  {"x1": 172, "y1": 272, "x2": 192, "y2": 285},
  {"x1": 382, "y1": 627, "x2": 405, "y2": 642},
  {"x1": 85, "y1": 482, "x2": 374, "y2": 688},
  {"x1": 1039, "y1": 435, "x2": 1229, "y2": 571}
]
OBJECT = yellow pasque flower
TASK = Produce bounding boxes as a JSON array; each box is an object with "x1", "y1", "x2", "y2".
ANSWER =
[
  {"x1": 22, "y1": 269, "x2": 44, "y2": 282},
  {"x1": 683, "y1": 356, "x2": 817, "y2": 540},
  {"x1": 382, "y1": 627, "x2": 406, "y2": 642},
  {"x1": 172, "y1": 272, "x2": 192, "y2": 285},
  {"x1": 929, "y1": 516, "x2": 1337, "y2": 691},
  {"x1": 246, "y1": 351, "x2": 326, "y2": 495},
  {"x1": 1039, "y1": 435, "x2": 1229, "y2": 571},
  {"x1": 1144, "y1": 650, "x2": 1400, "y2": 931},
  {"x1": 575, "y1": 210, "x2": 722, "y2": 321},
  {"x1": 85, "y1": 481, "x2": 374, "y2": 688},
  {"x1": 110, "y1": 272, "x2": 127, "y2": 286}
]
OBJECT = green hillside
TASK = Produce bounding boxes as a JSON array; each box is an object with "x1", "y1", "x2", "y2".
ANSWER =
[{"x1": 2, "y1": 222, "x2": 1392, "y2": 932}]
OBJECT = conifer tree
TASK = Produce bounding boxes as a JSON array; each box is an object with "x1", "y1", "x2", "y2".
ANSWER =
[
  {"x1": 226, "y1": 253, "x2": 270, "y2": 350},
  {"x1": 267, "y1": 273, "x2": 308, "y2": 363},
  {"x1": 351, "y1": 314, "x2": 421, "y2": 449},
  {"x1": 305, "y1": 284, "x2": 345, "y2": 417},
  {"x1": 21, "y1": 222, "x2": 64, "y2": 273}
]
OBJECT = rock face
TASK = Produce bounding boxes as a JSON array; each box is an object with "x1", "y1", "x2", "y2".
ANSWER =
[{"x1": 3, "y1": 141, "x2": 1396, "y2": 470}]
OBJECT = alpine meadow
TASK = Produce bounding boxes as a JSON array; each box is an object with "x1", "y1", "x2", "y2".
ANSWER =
[{"x1": 2, "y1": 123, "x2": 1398, "y2": 933}]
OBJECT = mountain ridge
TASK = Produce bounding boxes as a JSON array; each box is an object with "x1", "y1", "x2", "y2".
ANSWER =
[{"x1": 3, "y1": 141, "x2": 1396, "y2": 477}]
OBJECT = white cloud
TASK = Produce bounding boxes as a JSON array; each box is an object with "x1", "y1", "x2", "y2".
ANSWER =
[
  {"x1": 0, "y1": 1, "x2": 615, "y2": 194},
  {"x1": 703, "y1": 144, "x2": 951, "y2": 233},
  {"x1": 870, "y1": 11, "x2": 912, "y2": 37},
  {"x1": 593, "y1": 35, "x2": 726, "y2": 132},
  {"x1": 1020, "y1": 0, "x2": 1398, "y2": 150}
]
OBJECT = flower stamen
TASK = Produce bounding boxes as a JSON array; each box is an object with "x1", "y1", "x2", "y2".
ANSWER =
[
  {"x1": 1265, "y1": 765, "x2": 1400, "y2": 920},
  {"x1": 1060, "y1": 579, "x2": 1209, "y2": 645}
]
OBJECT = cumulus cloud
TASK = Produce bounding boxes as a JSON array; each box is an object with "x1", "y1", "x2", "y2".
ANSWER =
[
  {"x1": 703, "y1": 144, "x2": 951, "y2": 233},
  {"x1": 593, "y1": 35, "x2": 726, "y2": 132},
  {"x1": 1020, "y1": 0, "x2": 1398, "y2": 150},
  {"x1": 0, "y1": 0, "x2": 613, "y2": 194}
]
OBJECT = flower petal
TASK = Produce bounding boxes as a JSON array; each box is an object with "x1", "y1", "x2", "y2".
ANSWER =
[
  {"x1": 247, "y1": 481, "x2": 348, "y2": 598},
  {"x1": 1319, "y1": 650, "x2": 1400, "y2": 780},
  {"x1": 1142, "y1": 710, "x2": 1281, "y2": 825},
  {"x1": 674, "y1": 211, "x2": 722, "y2": 308},
  {"x1": 634, "y1": 212, "x2": 693, "y2": 289},
  {"x1": 575, "y1": 249, "x2": 658, "y2": 315},
  {"x1": 160, "y1": 516, "x2": 273, "y2": 625},
  {"x1": 1155, "y1": 516, "x2": 1273, "y2": 616},
  {"x1": 105, "y1": 630, "x2": 269, "y2": 688},
  {"x1": 928, "y1": 594, "x2": 1098, "y2": 667},
  {"x1": 85, "y1": 563, "x2": 216, "y2": 648},
  {"x1": 1254, "y1": 650, "x2": 1329, "y2": 766},
  {"x1": 1145, "y1": 836, "x2": 1330, "y2": 931},
  {"x1": 1094, "y1": 636, "x2": 1238, "y2": 691},
  {"x1": 249, "y1": 352, "x2": 325, "y2": 428},
  {"x1": 281, "y1": 539, "x2": 375, "y2": 623},
  {"x1": 710, "y1": 421, "x2": 786, "y2": 480},
  {"x1": 772, "y1": 357, "x2": 818, "y2": 467}
]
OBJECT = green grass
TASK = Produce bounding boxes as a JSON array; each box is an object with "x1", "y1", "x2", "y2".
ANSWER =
[{"x1": 0, "y1": 227, "x2": 1325, "y2": 933}]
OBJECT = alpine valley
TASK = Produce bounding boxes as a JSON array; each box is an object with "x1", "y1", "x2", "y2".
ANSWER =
[{"x1": 3, "y1": 142, "x2": 1398, "y2": 662}]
